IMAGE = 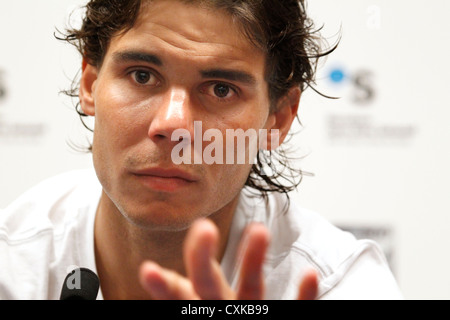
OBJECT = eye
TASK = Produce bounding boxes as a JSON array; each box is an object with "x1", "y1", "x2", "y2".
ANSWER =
[
  {"x1": 214, "y1": 84, "x2": 231, "y2": 98},
  {"x1": 130, "y1": 70, "x2": 159, "y2": 86},
  {"x1": 203, "y1": 82, "x2": 238, "y2": 101}
]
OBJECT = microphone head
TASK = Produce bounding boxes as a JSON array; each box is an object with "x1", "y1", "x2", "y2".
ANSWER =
[{"x1": 60, "y1": 267, "x2": 100, "y2": 300}]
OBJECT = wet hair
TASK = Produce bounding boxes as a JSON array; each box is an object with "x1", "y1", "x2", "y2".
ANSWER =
[{"x1": 58, "y1": 0, "x2": 336, "y2": 203}]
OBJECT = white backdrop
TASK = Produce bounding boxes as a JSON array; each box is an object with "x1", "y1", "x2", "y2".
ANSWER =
[{"x1": 1, "y1": 0, "x2": 449, "y2": 299}]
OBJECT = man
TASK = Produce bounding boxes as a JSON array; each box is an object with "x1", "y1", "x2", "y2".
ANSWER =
[{"x1": 0, "y1": 0, "x2": 402, "y2": 300}]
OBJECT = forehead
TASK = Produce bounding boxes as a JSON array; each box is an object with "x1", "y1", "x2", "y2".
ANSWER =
[{"x1": 106, "y1": 0, "x2": 265, "y2": 74}]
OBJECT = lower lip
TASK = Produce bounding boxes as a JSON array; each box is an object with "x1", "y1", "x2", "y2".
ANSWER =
[{"x1": 133, "y1": 174, "x2": 193, "y2": 192}]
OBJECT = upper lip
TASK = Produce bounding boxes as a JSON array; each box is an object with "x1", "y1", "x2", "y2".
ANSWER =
[{"x1": 132, "y1": 167, "x2": 198, "y2": 182}]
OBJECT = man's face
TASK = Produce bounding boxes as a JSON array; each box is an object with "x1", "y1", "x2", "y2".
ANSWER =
[{"x1": 83, "y1": 0, "x2": 277, "y2": 231}]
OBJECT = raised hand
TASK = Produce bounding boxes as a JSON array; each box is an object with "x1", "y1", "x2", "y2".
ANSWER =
[{"x1": 139, "y1": 219, "x2": 318, "y2": 300}]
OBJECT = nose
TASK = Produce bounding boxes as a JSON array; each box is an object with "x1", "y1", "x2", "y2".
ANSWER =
[{"x1": 147, "y1": 87, "x2": 195, "y2": 143}]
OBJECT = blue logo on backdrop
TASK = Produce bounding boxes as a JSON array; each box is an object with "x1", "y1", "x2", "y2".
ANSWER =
[
  {"x1": 327, "y1": 67, "x2": 376, "y2": 105},
  {"x1": 323, "y1": 64, "x2": 416, "y2": 145},
  {"x1": 329, "y1": 69, "x2": 346, "y2": 83}
]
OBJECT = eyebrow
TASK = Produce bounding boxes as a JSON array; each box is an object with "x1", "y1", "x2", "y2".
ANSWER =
[
  {"x1": 201, "y1": 69, "x2": 256, "y2": 85},
  {"x1": 112, "y1": 51, "x2": 163, "y2": 66}
]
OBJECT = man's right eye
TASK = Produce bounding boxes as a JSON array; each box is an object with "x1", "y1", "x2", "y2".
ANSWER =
[{"x1": 130, "y1": 70, "x2": 158, "y2": 86}]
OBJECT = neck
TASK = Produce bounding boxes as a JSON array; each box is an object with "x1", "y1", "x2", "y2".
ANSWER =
[{"x1": 94, "y1": 190, "x2": 239, "y2": 300}]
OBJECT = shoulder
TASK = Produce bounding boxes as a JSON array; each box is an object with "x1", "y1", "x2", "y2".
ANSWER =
[
  {"x1": 240, "y1": 190, "x2": 403, "y2": 299},
  {"x1": 1, "y1": 169, "x2": 100, "y2": 238},
  {"x1": 0, "y1": 169, "x2": 101, "y2": 299}
]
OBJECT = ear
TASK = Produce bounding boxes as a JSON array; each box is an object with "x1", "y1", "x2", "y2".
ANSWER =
[
  {"x1": 79, "y1": 59, "x2": 98, "y2": 116},
  {"x1": 262, "y1": 86, "x2": 301, "y2": 150}
]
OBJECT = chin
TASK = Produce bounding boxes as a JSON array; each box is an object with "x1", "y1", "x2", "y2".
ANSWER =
[{"x1": 119, "y1": 204, "x2": 204, "y2": 233}]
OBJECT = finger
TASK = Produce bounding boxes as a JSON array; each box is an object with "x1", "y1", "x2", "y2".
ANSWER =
[
  {"x1": 139, "y1": 261, "x2": 199, "y2": 300},
  {"x1": 184, "y1": 219, "x2": 234, "y2": 300},
  {"x1": 236, "y1": 223, "x2": 270, "y2": 300},
  {"x1": 297, "y1": 268, "x2": 319, "y2": 300}
]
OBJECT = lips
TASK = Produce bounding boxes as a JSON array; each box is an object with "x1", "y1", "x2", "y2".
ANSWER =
[
  {"x1": 132, "y1": 167, "x2": 197, "y2": 182},
  {"x1": 131, "y1": 167, "x2": 198, "y2": 192}
]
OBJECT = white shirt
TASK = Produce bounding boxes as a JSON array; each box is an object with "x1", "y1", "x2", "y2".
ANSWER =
[{"x1": 0, "y1": 169, "x2": 403, "y2": 300}]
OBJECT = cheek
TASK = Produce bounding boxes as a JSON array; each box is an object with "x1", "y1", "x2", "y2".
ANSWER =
[
  {"x1": 93, "y1": 85, "x2": 150, "y2": 150},
  {"x1": 93, "y1": 109, "x2": 130, "y2": 157},
  {"x1": 205, "y1": 163, "x2": 252, "y2": 207}
]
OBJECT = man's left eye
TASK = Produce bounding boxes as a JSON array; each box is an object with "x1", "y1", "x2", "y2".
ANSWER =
[
  {"x1": 214, "y1": 84, "x2": 231, "y2": 98},
  {"x1": 205, "y1": 83, "x2": 237, "y2": 100}
]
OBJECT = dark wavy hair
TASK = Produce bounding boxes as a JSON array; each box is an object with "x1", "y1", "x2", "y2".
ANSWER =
[{"x1": 58, "y1": 0, "x2": 336, "y2": 203}]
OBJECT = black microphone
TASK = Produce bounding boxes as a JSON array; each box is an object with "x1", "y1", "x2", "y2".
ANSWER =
[{"x1": 60, "y1": 267, "x2": 100, "y2": 300}]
